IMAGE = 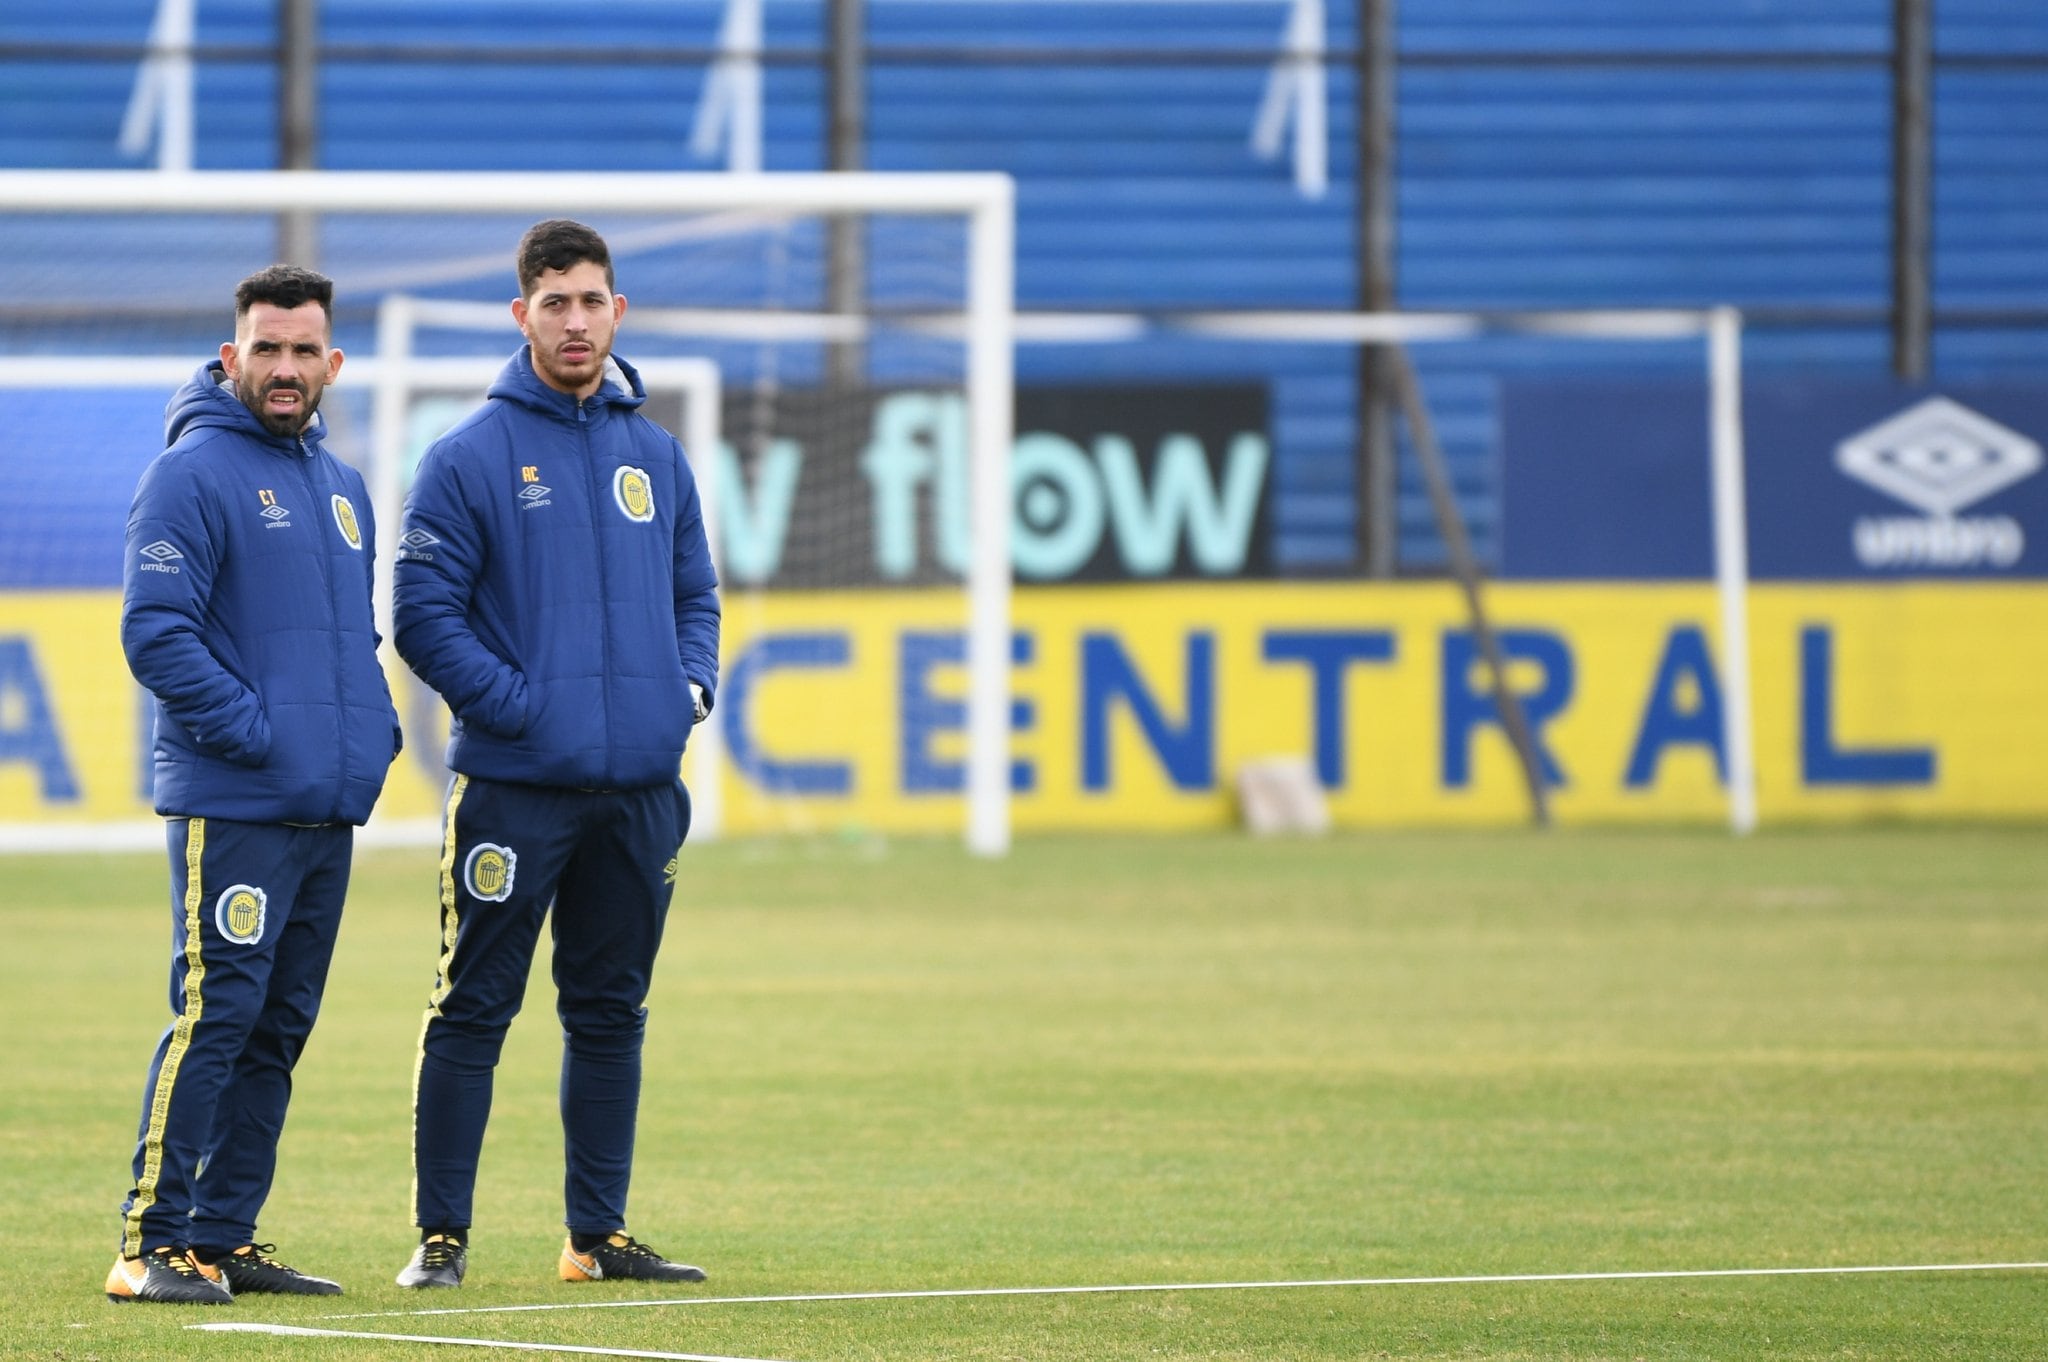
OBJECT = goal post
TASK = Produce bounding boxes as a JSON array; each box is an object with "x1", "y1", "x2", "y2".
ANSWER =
[
  {"x1": 0, "y1": 169, "x2": 1016, "y2": 855},
  {"x1": 1010, "y1": 305, "x2": 1756, "y2": 835}
]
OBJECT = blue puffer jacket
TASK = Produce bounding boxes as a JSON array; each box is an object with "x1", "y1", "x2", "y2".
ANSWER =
[
  {"x1": 123, "y1": 361, "x2": 402, "y2": 826},
  {"x1": 393, "y1": 348, "x2": 721, "y2": 790}
]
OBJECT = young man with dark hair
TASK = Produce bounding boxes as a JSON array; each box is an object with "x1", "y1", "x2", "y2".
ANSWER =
[
  {"x1": 391, "y1": 219, "x2": 720, "y2": 1289},
  {"x1": 108, "y1": 264, "x2": 403, "y2": 1304},
  {"x1": 516, "y1": 214, "x2": 617, "y2": 296}
]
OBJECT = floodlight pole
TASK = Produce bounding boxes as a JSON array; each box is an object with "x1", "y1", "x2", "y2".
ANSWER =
[
  {"x1": 1355, "y1": 0, "x2": 1398, "y2": 576},
  {"x1": 827, "y1": 0, "x2": 869, "y2": 388},
  {"x1": 277, "y1": 0, "x2": 319, "y2": 266},
  {"x1": 1891, "y1": 0, "x2": 1932, "y2": 381}
]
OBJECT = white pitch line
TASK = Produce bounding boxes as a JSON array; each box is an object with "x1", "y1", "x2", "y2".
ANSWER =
[
  {"x1": 191, "y1": 1320, "x2": 795, "y2": 1362},
  {"x1": 318, "y1": 1260, "x2": 2048, "y2": 1321}
]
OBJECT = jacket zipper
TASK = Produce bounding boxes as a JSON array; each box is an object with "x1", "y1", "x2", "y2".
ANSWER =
[{"x1": 581, "y1": 398, "x2": 616, "y2": 781}]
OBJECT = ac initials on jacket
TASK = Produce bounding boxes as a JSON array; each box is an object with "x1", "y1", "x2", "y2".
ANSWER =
[{"x1": 521, "y1": 466, "x2": 540, "y2": 484}]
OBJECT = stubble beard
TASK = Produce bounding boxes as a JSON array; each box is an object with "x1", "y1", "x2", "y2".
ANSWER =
[
  {"x1": 534, "y1": 339, "x2": 610, "y2": 397},
  {"x1": 237, "y1": 375, "x2": 321, "y2": 439}
]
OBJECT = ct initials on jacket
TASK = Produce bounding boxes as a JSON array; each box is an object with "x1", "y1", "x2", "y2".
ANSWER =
[
  {"x1": 123, "y1": 361, "x2": 402, "y2": 826},
  {"x1": 393, "y1": 347, "x2": 721, "y2": 791}
]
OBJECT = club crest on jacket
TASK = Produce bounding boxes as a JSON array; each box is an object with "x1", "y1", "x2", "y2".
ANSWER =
[
  {"x1": 613, "y1": 465, "x2": 655, "y2": 523},
  {"x1": 331, "y1": 494, "x2": 363, "y2": 550}
]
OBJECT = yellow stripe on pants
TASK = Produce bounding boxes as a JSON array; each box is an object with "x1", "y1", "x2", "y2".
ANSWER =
[
  {"x1": 409, "y1": 777, "x2": 468, "y2": 1226},
  {"x1": 124, "y1": 818, "x2": 207, "y2": 1258}
]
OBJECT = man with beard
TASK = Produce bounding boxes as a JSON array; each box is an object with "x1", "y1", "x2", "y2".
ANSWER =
[
  {"x1": 108, "y1": 264, "x2": 403, "y2": 1304},
  {"x1": 390, "y1": 220, "x2": 720, "y2": 1290}
]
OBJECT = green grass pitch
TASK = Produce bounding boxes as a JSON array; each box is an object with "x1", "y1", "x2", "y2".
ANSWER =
[{"x1": 5, "y1": 828, "x2": 2045, "y2": 1360}]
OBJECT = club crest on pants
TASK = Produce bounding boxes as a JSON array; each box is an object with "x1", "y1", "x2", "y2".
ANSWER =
[
  {"x1": 214, "y1": 884, "x2": 268, "y2": 944},
  {"x1": 465, "y1": 843, "x2": 517, "y2": 902}
]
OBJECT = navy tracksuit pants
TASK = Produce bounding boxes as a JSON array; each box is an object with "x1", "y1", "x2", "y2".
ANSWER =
[
  {"x1": 411, "y1": 774, "x2": 690, "y2": 1237},
  {"x1": 119, "y1": 817, "x2": 353, "y2": 1257}
]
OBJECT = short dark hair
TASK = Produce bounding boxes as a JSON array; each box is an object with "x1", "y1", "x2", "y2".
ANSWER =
[
  {"x1": 516, "y1": 219, "x2": 615, "y2": 297},
  {"x1": 234, "y1": 264, "x2": 334, "y2": 326}
]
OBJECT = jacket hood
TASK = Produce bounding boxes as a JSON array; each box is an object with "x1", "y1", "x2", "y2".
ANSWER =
[
  {"x1": 165, "y1": 359, "x2": 329, "y2": 452},
  {"x1": 488, "y1": 346, "x2": 648, "y2": 419}
]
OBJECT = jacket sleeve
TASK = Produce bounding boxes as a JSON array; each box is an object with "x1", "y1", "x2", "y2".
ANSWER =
[
  {"x1": 120, "y1": 452, "x2": 272, "y2": 765},
  {"x1": 392, "y1": 442, "x2": 529, "y2": 738},
  {"x1": 672, "y1": 442, "x2": 722, "y2": 712}
]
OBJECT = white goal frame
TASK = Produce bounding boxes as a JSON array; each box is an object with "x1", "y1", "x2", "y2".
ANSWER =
[
  {"x1": 0, "y1": 169, "x2": 1017, "y2": 856},
  {"x1": 1011, "y1": 305, "x2": 1756, "y2": 835}
]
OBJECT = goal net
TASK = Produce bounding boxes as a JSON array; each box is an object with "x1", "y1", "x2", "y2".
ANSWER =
[{"x1": 0, "y1": 170, "x2": 1015, "y2": 855}]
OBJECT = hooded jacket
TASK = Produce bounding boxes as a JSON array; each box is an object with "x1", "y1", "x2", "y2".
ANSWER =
[
  {"x1": 392, "y1": 348, "x2": 720, "y2": 791},
  {"x1": 122, "y1": 361, "x2": 402, "y2": 826}
]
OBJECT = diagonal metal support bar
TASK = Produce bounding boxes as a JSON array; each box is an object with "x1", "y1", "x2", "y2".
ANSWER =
[{"x1": 1387, "y1": 346, "x2": 1553, "y2": 828}]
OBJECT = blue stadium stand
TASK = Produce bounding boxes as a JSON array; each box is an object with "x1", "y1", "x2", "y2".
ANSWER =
[{"x1": 2, "y1": 0, "x2": 2045, "y2": 573}]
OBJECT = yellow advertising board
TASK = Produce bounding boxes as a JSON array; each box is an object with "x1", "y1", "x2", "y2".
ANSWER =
[{"x1": 2, "y1": 582, "x2": 2042, "y2": 835}]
